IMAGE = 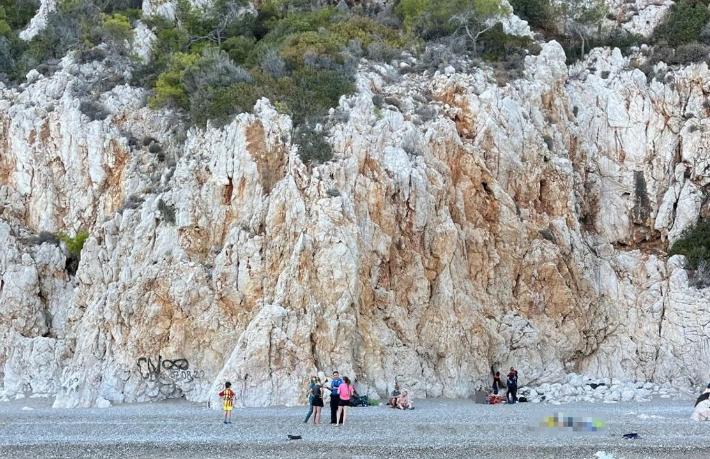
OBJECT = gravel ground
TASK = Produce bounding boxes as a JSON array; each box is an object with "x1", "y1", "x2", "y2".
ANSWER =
[{"x1": 1, "y1": 397, "x2": 708, "y2": 458}]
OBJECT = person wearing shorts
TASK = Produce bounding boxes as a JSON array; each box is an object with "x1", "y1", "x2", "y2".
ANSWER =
[
  {"x1": 218, "y1": 381, "x2": 235, "y2": 424},
  {"x1": 335, "y1": 376, "x2": 354, "y2": 426}
]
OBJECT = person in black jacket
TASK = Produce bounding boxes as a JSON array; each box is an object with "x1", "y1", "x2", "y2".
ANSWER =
[
  {"x1": 492, "y1": 371, "x2": 502, "y2": 395},
  {"x1": 327, "y1": 371, "x2": 343, "y2": 424},
  {"x1": 506, "y1": 367, "x2": 518, "y2": 404}
]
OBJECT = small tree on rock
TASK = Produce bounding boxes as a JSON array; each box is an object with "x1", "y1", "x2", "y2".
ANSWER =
[{"x1": 448, "y1": 0, "x2": 509, "y2": 55}]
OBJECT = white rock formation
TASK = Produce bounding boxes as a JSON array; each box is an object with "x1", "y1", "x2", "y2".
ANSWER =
[
  {"x1": 18, "y1": 0, "x2": 57, "y2": 41},
  {"x1": 1, "y1": 37, "x2": 709, "y2": 408},
  {"x1": 606, "y1": 0, "x2": 674, "y2": 37},
  {"x1": 521, "y1": 372, "x2": 691, "y2": 404}
]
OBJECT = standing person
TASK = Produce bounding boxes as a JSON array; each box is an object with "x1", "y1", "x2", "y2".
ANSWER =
[
  {"x1": 328, "y1": 371, "x2": 343, "y2": 424},
  {"x1": 492, "y1": 371, "x2": 502, "y2": 395},
  {"x1": 218, "y1": 381, "x2": 236, "y2": 424},
  {"x1": 311, "y1": 378, "x2": 325, "y2": 424},
  {"x1": 304, "y1": 376, "x2": 318, "y2": 423},
  {"x1": 336, "y1": 376, "x2": 354, "y2": 426},
  {"x1": 506, "y1": 367, "x2": 518, "y2": 404}
]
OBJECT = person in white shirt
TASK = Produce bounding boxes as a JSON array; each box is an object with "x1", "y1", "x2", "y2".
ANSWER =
[{"x1": 692, "y1": 384, "x2": 710, "y2": 421}]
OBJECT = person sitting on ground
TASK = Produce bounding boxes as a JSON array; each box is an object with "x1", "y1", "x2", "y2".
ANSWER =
[
  {"x1": 388, "y1": 382, "x2": 401, "y2": 408},
  {"x1": 692, "y1": 383, "x2": 710, "y2": 421},
  {"x1": 396, "y1": 390, "x2": 414, "y2": 410}
]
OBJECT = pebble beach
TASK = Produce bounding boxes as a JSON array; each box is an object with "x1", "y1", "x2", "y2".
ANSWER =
[{"x1": 1, "y1": 396, "x2": 709, "y2": 458}]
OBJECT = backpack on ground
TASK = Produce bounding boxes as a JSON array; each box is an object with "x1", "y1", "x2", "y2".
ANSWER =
[{"x1": 350, "y1": 395, "x2": 369, "y2": 407}]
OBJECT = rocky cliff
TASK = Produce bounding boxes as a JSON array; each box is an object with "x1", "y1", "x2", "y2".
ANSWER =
[{"x1": 1, "y1": 2, "x2": 709, "y2": 408}]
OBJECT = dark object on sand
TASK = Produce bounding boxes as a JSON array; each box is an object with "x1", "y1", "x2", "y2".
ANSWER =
[
  {"x1": 350, "y1": 395, "x2": 370, "y2": 407},
  {"x1": 622, "y1": 433, "x2": 639, "y2": 439},
  {"x1": 287, "y1": 435, "x2": 302, "y2": 440}
]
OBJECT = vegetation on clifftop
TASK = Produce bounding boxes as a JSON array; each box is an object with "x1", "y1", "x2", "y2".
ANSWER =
[
  {"x1": 0, "y1": 0, "x2": 140, "y2": 81},
  {"x1": 2, "y1": 1, "x2": 709, "y2": 164}
]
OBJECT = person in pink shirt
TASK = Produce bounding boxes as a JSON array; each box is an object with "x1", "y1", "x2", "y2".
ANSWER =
[{"x1": 335, "y1": 376, "x2": 354, "y2": 426}]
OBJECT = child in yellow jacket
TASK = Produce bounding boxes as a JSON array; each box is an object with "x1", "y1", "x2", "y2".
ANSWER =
[{"x1": 218, "y1": 381, "x2": 235, "y2": 424}]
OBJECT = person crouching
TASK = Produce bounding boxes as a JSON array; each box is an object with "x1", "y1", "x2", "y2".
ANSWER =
[
  {"x1": 388, "y1": 382, "x2": 401, "y2": 408},
  {"x1": 692, "y1": 384, "x2": 710, "y2": 421}
]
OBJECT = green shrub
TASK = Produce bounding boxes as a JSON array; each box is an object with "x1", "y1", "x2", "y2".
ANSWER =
[
  {"x1": 157, "y1": 199, "x2": 176, "y2": 225},
  {"x1": 141, "y1": 1, "x2": 375, "y2": 138},
  {"x1": 654, "y1": 0, "x2": 710, "y2": 47},
  {"x1": 561, "y1": 30, "x2": 644, "y2": 64},
  {"x1": 0, "y1": 9, "x2": 13, "y2": 38},
  {"x1": 672, "y1": 42, "x2": 710, "y2": 64},
  {"x1": 669, "y1": 219, "x2": 710, "y2": 270},
  {"x1": 478, "y1": 23, "x2": 534, "y2": 61},
  {"x1": 0, "y1": 37, "x2": 14, "y2": 76},
  {"x1": 79, "y1": 100, "x2": 109, "y2": 120},
  {"x1": 0, "y1": 1, "x2": 40, "y2": 30},
  {"x1": 31, "y1": 231, "x2": 60, "y2": 246},
  {"x1": 95, "y1": 0, "x2": 143, "y2": 13},
  {"x1": 101, "y1": 13, "x2": 133, "y2": 47},
  {"x1": 396, "y1": 0, "x2": 506, "y2": 42},
  {"x1": 293, "y1": 124, "x2": 333, "y2": 164},
  {"x1": 0, "y1": 2, "x2": 40, "y2": 79},
  {"x1": 2, "y1": 0, "x2": 142, "y2": 82},
  {"x1": 182, "y1": 47, "x2": 253, "y2": 93},
  {"x1": 641, "y1": 42, "x2": 710, "y2": 76},
  {"x1": 396, "y1": 0, "x2": 460, "y2": 39},
  {"x1": 336, "y1": 15, "x2": 405, "y2": 49},
  {"x1": 58, "y1": 230, "x2": 89, "y2": 275},
  {"x1": 59, "y1": 230, "x2": 89, "y2": 257},
  {"x1": 280, "y1": 30, "x2": 346, "y2": 68},
  {"x1": 223, "y1": 35, "x2": 256, "y2": 64},
  {"x1": 509, "y1": 0, "x2": 556, "y2": 33},
  {"x1": 283, "y1": 68, "x2": 354, "y2": 125},
  {"x1": 149, "y1": 52, "x2": 200, "y2": 109}
]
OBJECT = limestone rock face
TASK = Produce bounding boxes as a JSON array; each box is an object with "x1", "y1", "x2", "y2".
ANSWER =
[
  {"x1": 18, "y1": 0, "x2": 57, "y2": 41},
  {"x1": 1, "y1": 40, "x2": 709, "y2": 408},
  {"x1": 606, "y1": 0, "x2": 674, "y2": 37}
]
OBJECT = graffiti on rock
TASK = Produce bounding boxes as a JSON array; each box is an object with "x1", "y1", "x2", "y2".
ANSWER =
[{"x1": 136, "y1": 355, "x2": 205, "y2": 397}]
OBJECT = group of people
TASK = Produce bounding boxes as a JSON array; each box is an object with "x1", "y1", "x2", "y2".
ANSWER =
[
  {"x1": 217, "y1": 372, "x2": 410, "y2": 426},
  {"x1": 492, "y1": 367, "x2": 519, "y2": 404},
  {"x1": 387, "y1": 382, "x2": 414, "y2": 410},
  {"x1": 303, "y1": 370, "x2": 355, "y2": 426},
  {"x1": 218, "y1": 370, "x2": 710, "y2": 423}
]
